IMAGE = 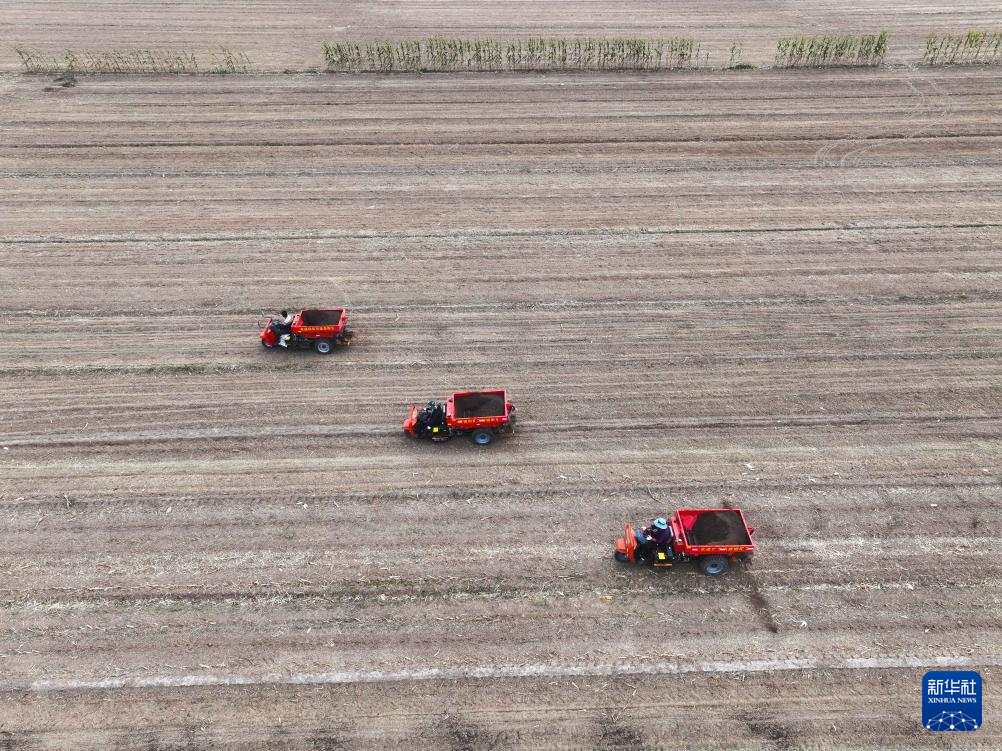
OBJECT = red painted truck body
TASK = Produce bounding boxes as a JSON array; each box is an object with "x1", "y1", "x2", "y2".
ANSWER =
[
  {"x1": 404, "y1": 390, "x2": 516, "y2": 445},
  {"x1": 260, "y1": 308, "x2": 351, "y2": 353},
  {"x1": 615, "y1": 508, "x2": 756, "y2": 576}
]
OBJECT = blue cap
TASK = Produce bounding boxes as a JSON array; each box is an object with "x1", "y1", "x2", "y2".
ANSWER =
[{"x1": 653, "y1": 518, "x2": 668, "y2": 530}]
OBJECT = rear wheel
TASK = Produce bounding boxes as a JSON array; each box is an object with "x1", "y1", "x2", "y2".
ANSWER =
[
  {"x1": 471, "y1": 428, "x2": 494, "y2": 446},
  {"x1": 314, "y1": 339, "x2": 333, "y2": 354},
  {"x1": 699, "y1": 555, "x2": 729, "y2": 576}
]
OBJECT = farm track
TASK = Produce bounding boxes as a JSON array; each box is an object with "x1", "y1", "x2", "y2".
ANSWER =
[{"x1": 1, "y1": 67, "x2": 1000, "y2": 748}]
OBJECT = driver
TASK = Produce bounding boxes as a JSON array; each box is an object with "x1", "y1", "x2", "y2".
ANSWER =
[
  {"x1": 416, "y1": 401, "x2": 446, "y2": 436},
  {"x1": 428, "y1": 401, "x2": 446, "y2": 428},
  {"x1": 274, "y1": 309, "x2": 295, "y2": 348},
  {"x1": 642, "y1": 517, "x2": 674, "y2": 555}
]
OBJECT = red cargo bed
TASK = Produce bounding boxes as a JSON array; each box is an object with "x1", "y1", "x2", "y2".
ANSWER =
[
  {"x1": 446, "y1": 390, "x2": 512, "y2": 429},
  {"x1": 674, "y1": 509, "x2": 755, "y2": 556},
  {"x1": 291, "y1": 308, "x2": 346, "y2": 337}
]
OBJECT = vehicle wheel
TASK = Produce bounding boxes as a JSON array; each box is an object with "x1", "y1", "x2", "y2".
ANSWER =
[
  {"x1": 471, "y1": 428, "x2": 494, "y2": 446},
  {"x1": 261, "y1": 340, "x2": 273, "y2": 349},
  {"x1": 614, "y1": 551, "x2": 629, "y2": 563},
  {"x1": 313, "y1": 339, "x2": 333, "y2": 354},
  {"x1": 699, "y1": 555, "x2": 729, "y2": 576}
]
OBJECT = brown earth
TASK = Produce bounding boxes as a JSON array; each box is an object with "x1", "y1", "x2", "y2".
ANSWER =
[
  {"x1": 4, "y1": 1, "x2": 1002, "y2": 71},
  {"x1": 1, "y1": 65, "x2": 1001, "y2": 748}
]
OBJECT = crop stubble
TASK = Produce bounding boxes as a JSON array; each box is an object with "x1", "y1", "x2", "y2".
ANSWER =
[{"x1": 0, "y1": 67, "x2": 1000, "y2": 748}]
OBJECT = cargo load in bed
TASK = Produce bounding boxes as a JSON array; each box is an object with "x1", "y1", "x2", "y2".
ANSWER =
[
  {"x1": 453, "y1": 391, "x2": 506, "y2": 419},
  {"x1": 681, "y1": 510, "x2": 753, "y2": 547}
]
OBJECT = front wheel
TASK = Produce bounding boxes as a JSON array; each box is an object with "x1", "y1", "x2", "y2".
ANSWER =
[
  {"x1": 699, "y1": 555, "x2": 729, "y2": 576},
  {"x1": 314, "y1": 339, "x2": 333, "y2": 354},
  {"x1": 471, "y1": 428, "x2": 494, "y2": 446},
  {"x1": 261, "y1": 339, "x2": 274, "y2": 349}
]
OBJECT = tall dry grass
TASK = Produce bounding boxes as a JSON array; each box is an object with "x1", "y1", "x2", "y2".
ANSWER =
[
  {"x1": 322, "y1": 36, "x2": 703, "y2": 72},
  {"x1": 14, "y1": 45, "x2": 252, "y2": 74},
  {"x1": 775, "y1": 33, "x2": 888, "y2": 67},
  {"x1": 924, "y1": 31, "x2": 1002, "y2": 65}
]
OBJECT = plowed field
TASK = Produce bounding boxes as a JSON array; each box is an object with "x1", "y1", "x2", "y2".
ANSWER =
[{"x1": 2, "y1": 66, "x2": 1000, "y2": 748}]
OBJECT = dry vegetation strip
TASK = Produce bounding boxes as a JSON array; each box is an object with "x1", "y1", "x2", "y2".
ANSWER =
[
  {"x1": 774, "y1": 33, "x2": 888, "y2": 67},
  {"x1": 12, "y1": 30, "x2": 1002, "y2": 76},
  {"x1": 924, "y1": 31, "x2": 1002, "y2": 65},
  {"x1": 322, "y1": 36, "x2": 703, "y2": 72},
  {"x1": 13, "y1": 45, "x2": 252, "y2": 74}
]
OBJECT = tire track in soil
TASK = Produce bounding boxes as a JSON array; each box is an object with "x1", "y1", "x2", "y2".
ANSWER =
[
  {"x1": 5, "y1": 412, "x2": 996, "y2": 449},
  {"x1": 13, "y1": 654, "x2": 1002, "y2": 694},
  {"x1": 5, "y1": 220, "x2": 1002, "y2": 244},
  {"x1": 14, "y1": 130, "x2": 1002, "y2": 150}
]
